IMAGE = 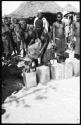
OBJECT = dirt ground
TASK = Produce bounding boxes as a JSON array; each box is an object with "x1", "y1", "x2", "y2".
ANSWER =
[
  {"x1": 2, "y1": 76, "x2": 80, "y2": 124},
  {"x1": 1, "y1": 54, "x2": 80, "y2": 123}
]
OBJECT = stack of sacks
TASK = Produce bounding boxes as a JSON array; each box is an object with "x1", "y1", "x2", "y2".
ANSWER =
[
  {"x1": 23, "y1": 71, "x2": 37, "y2": 89},
  {"x1": 51, "y1": 59, "x2": 65, "y2": 80},
  {"x1": 36, "y1": 65, "x2": 50, "y2": 85}
]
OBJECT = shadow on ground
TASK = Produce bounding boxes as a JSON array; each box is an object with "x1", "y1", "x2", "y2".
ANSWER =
[{"x1": 2, "y1": 63, "x2": 24, "y2": 104}]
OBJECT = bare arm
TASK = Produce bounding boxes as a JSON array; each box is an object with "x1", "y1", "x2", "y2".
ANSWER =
[
  {"x1": 72, "y1": 21, "x2": 75, "y2": 37},
  {"x1": 40, "y1": 41, "x2": 48, "y2": 56},
  {"x1": 63, "y1": 22, "x2": 65, "y2": 38},
  {"x1": 63, "y1": 22, "x2": 67, "y2": 45},
  {"x1": 28, "y1": 39, "x2": 35, "y2": 46},
  {"x1": 39, "y1": 35, "x2": 49, "y2": 57},
  {"x1": 72, "y1": 22, "x2": 76, "y2": 46},
  {"x1": 53, "y1": 23, "x2": 55, "y2": 44}
]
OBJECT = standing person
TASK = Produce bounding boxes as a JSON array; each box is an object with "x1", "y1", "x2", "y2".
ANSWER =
[
  {"x1": 62, "y1": 15, "x2": 69, "y2": 45},
  {"x1": 72, "y1": 13, "x2": 80, "y2": 59},
  {"x1": 68, "y1": 15, "x2": 73, "y2": 49},
  {"x1": 28, "y1": 10, "x2": 49, "y2": 65},
  {"x1": 2, "y1": 17, "x2": 13, "y2": 60},
  {"x1": 10, "y1": 18, "x2": 20, "y2": 55},
  {"x1": 14, "y1": 23, "x2": 23, "y2": 55},
  {"x1": 19, "y1": 19, "x2": 28, "y2": 57},
  {"x1": 53, "y1": 12, "x2": 66, "y2": 56},
  {"x1": 34, "y1": 10, "x2": 44, "y2": 39},
  {"x1": 2, "y1": 24, "x2": 9, "y2": 60},
  {"x1": 34, "y1": 10, "x2": 49, "y2": 34}
]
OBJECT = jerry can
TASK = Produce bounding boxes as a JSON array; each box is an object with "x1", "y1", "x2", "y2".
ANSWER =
[
  {"x1": 65, "y1": 60, "x2": 74, "y2": 79},
  {"x1": 51, "y1": 62, "x2": 65, "y2": 80},
  {"x1": 36, "y1": 65, "x2": 50, "y2": 85},
  {"x1": 73, "y1": 58, "x2": 80, "y2": 76},
  {"x1": 23, "y1": 71, "x2": 37, "y2": 89}
]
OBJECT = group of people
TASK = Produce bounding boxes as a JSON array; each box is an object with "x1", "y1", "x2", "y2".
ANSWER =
[{"x1": 2, "y1": 10, "x2": 80, "y2": 65}]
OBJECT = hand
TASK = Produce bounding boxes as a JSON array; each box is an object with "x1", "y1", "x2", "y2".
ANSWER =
[{"x1": 53, "y1": 42, "x2": 56, "y2": 47}]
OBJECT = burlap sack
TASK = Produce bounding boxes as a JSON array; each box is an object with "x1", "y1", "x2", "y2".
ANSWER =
[{"x1": 28, "y1": 39, "x2": 41, "y2": 59}]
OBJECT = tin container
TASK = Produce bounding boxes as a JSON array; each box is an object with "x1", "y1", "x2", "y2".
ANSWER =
[
  {"x1": 23, "y1": 71, "x2": 37, "y2": 89},
  {"x1": 36, "y1": 65, "x2": 50, "y2": 85},
  {"x1": 65, "y1": 61, "x2": 74, "y2": 79},
  {"x1": 51, "y1": 62, "x2": 65, "y2": 80},
  {"x1": 73, "y1": 58, "x2": 80, "y2": 76}
]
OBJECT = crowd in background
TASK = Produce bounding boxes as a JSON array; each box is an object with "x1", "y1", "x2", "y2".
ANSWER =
[{"x1": 2, "y1": 10, "x2": 80, "y2": 66}]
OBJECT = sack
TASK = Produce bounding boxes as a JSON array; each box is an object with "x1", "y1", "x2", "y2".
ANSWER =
[
  {"x1": 23, "y1": 71, "x2": 37, "y2": 89},
  {"x1": 28, "y1": 39, "x2": 41, "y2": 59}
]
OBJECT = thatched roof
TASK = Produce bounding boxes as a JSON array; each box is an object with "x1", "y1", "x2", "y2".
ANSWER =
[
  {"x1": 64, "y1": 4, "x2": 78, "y2": 13},
  {"x1": 8, "y1": 1, "x2": 63, "y2": 18}
]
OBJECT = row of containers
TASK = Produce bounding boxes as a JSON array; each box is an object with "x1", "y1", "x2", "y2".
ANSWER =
[{"x1": 23, "y1": 57, "x2": 80, "y2": 89}]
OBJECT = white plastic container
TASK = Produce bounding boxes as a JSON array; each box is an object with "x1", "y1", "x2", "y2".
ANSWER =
[
  {"x1": 69, "y1": 51, "x2": 74, "y2": 59},
  {"x1": 65, "y1": 60, "x2": 74, "y2": 79},
  {"x1": 36, "y1": 65, "x2": 50, "y2": 85},
  {"x1": 65, "y1": 57, "x2": 80, "y2": 77},
  {"x1": 50, "y1": 60, "x2": 54, "y2": 65},
  {"x1": 65, "y1": 50, "x2": 74, "y2": 59},
  {"x1": 73, "y1": 58, "x2": 80, "y2": 76},
  {"x1": 23, "y1": 71, "x2": 37, "y2": 89},
  {"x1": 51, "y1": 61, "x2": 65, "y2": 80}
]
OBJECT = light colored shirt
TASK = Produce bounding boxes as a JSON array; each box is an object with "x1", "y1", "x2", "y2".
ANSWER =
[
  {"x1": 62, "y1": 18, "x2": 69, "y2": 37},
  {"x1": 34, "y1": 17, "x2": 49, "y2": 32}
]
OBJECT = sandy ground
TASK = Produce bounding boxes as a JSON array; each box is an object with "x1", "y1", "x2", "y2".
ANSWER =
[{"x1": 2, "y1": 76, "x2": 80, "y2": 124}]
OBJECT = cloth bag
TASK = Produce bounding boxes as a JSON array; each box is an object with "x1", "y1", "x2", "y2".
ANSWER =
[{"x1": 28, "y1": 38, "x2": 41, "y2": 59}]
